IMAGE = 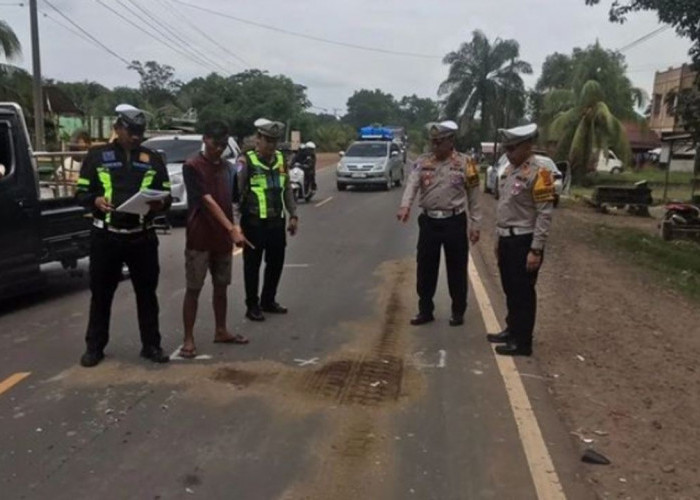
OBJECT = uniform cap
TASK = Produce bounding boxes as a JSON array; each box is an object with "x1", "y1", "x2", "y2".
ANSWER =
[
  {"x1": 427, "y1": 120, "x2": 458, "y2": 139},
  {"x1": 305, "y1": 141, "x2": 316, "y2": 149},
  {"x1": 254, "y1": 118, "x2": 285, "y2": 139},
  {"x1": 499, "y1": 123, "x2": 538, "y2": 147}
]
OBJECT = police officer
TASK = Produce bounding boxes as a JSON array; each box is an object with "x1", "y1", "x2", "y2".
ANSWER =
[
  {"x1": 76, "y1": 104, "x2": 171, "y2": 367},
  {"x1": 234, "y1": 118, "x2": 298, "y2": 321},
  {"x1": 397, "y1": 120, "x2": 482, "y2": 326},
  {"x1": 304, "y1": 141, "x2": 317, "y2": 190},
  {"x1": 486, "y1": 124, "x2": 555, "y2": 356}
]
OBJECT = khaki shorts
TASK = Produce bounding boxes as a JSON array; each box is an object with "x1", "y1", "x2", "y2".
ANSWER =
[{"x1": 185, "y1": 249, "x2": 232, "y2": 290}]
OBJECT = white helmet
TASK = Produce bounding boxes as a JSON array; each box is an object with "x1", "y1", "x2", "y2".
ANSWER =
[
  {"x1": 305, "y1": 141, "x2": 316, "y2": 149},
  {"x1": 299, "y1": 143, "x2": 307, "y2": 149}
]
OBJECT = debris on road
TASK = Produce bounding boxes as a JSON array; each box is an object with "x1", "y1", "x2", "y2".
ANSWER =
[{"x1": 581, "y1": 448, "x2": 611, "y2": 465}]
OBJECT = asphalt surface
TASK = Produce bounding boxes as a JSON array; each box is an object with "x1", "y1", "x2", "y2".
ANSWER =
[{"x1": 0, "y1": 166, "x2": 592, "y2": 499}]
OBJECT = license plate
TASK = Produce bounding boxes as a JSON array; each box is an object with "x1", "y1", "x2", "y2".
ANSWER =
[{"x1": 352, "y1": 173, "x2": 367, "y2": 178}]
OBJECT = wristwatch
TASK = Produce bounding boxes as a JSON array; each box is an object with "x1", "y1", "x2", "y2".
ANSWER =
[{"x1": 529, "y1": 248, "x2": 543, "y2": 257}]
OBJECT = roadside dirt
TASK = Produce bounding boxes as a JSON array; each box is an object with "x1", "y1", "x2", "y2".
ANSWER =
[{"x1": 479, "y1": 196, "x2": 700, "y2": 499}]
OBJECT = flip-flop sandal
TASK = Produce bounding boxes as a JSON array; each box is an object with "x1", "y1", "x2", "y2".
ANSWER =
[
  {"x1": 178, "y1": 346, "x2": 197, "y2": 359},
  {"x1": 213, "y1": 334, "x2": 249, "y2": 345}
]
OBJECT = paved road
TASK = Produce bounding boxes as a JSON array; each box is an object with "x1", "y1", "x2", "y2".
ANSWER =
[{"x1": 0, "y1": 166, "x2": 592, "y2": 499}]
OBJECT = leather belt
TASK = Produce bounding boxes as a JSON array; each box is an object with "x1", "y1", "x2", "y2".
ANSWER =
[
  {"x1": 93, "y1": 219, "x2": 150, "y2": 234},
  {"x1": 423, "y1": 207, "x2": 465, "y2": 219},
  {"x1": 496, "y1": 226, "x2": 534, "y2": 237}
]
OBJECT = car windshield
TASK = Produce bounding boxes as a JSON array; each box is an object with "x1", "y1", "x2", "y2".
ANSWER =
[
  {"x1": 346, "y1": 143, "x2": 388, "y2": 157},
  {"x1": 143, "y1": 138, "x2": 201, "y2": 163}
]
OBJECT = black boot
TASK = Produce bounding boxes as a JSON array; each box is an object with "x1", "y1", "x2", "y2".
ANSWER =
[
  {"x1": 410, "y1": 313, "x2": 434, "y2": 326},
  {"x1": 486, "y1": 329, "x2": 511, "y2": 343},
  {"x1": 246, "y1": 305, "x2": 265, "y2": 321}
]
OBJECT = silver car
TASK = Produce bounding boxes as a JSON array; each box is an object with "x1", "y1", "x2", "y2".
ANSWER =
[
  {"x1": 336, "y1": 141, "x2": 405, "y2": 191},
  {"x1": 485, "y1": 153, "x2": 565, "y2": 206},
  {"x1": 142, "y1": 134, "x2": 240, "y2": 214}
]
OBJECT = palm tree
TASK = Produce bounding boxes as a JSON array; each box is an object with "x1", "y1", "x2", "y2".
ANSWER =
[
  {"x1": 438, "y1": 31, "x2": 532, "y2": 143},
  {"x1": 549, "y1": 80, "x2": 631, "y2": 183},
  {"x1": 0, "y1": 20, "x2": 21, "y2": 61}
]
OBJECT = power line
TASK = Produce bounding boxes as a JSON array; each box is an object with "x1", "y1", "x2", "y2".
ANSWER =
[
  {"x1": 617, "y1": 25, "x2": 671, "y2": 53},
  {"x1": 42, "y1": 0, "x2": 130, "y2": 65},
  {"x1": 124, "y1": 0, "x2": 232, "y2": 75},
  {"x1": 94, "y1": 0, "x2": 224, "y2": 75},
  {"x1": 40, "y1": 9, "x2": 97, "y2": 47},
  {"x1": 158, "y1": 0, "x2": 250, "y2": 68},
  {"x1": 173, "y1": 0, "x2": 441, "y2": 60}
]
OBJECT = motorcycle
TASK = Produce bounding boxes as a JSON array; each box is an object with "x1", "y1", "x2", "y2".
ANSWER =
[
  {"x1": 289, "y1": 161, "x2": 316, "y2": 203},
  {"x1": 658, "y1": 201, "x2": 700, "y2": 241}
]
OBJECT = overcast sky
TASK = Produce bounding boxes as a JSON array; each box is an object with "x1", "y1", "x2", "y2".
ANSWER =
[{"x1": 1, "y1": 0, "x2": 694, "y2": 115}]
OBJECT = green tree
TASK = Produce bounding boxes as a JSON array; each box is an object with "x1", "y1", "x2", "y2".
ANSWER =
[
  {"x1": 128, "y1": 60, "x2": 182, "y2": 109},
  {"x1": 313, "y1": 122, "x2": 356, "y2": 152},
  {"x1": 585, "y1": 1, "x2": 700, "y2": 63},
  {"x1": 550, "y1": 80, "x2": 631, "y2": 183},
  {"x1": 398, "y1": 94, "x2": 439, "y2": 129},
  {"x1": 344, "y1": 89, "x2": 400, "y2": 129},
  {"x1": 0, "y1": 19, "x2": 21, "y2": 61},
  {"x1": 438, "y1": 30, "x2": 532, "y2": 145}
]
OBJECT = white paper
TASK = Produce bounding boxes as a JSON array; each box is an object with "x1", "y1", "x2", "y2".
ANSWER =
[{"x1": 116, "y1": 189, "x2": 169, "y2": 215}]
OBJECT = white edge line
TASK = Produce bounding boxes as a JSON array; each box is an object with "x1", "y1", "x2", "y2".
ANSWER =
[
  {"x1": 233, "y1": 248, "x2": 243, "y2": 256},
  {"x1": 314, "y1": 196, "x2": 333, "y2": 208},
  {"x1": 468, "y1": 255, "x2": 566, "y2": 500}
]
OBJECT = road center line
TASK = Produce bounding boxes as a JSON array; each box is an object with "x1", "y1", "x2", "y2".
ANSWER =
[
  {"x1": 468, "y1": 256, "x2": 566, "y2": 500},
  {"x1": 0, "y1": 372, "x2": 31, "y2": 396},
  {"x1": 314, "y1": 196, "x2": 333, "y2": 208}
]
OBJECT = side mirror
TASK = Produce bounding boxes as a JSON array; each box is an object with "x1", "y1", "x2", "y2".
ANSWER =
[
  {"x1": 390, "y1": 151, "x2": 399, "y2": 158},
  {"x1": 339, "y1": 151, "x2": 345, "y2": 157}
]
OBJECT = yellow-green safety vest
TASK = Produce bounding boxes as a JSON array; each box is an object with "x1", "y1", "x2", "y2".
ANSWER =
[{"x1": 246, "y1": 150, "x2": 287, "y2": 219}]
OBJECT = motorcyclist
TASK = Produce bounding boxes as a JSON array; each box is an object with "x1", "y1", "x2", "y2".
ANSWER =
[{"x1": 304, "y1": 141, "x2": 317, "y2": 191}]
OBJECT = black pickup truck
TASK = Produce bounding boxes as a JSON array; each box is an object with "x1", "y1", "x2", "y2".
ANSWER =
[{"x1": 0, "y1": 103, "x2": 92, "y2": 300}]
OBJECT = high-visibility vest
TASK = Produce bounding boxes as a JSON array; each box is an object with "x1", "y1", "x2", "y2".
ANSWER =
[{"x1": 245, "y1": 150, "x2": 287, "y2": 219}]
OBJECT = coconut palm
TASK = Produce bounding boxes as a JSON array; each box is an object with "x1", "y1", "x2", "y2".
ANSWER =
[
  {"x1": 438, "y1": 30, "x2": 532, "y2": 142},
  {"x1": 0, "y1": 20, "x2": 21, "y2": 61},
  {"x1": 549, "y1": 80, "x2": 631, "y2": 183}
]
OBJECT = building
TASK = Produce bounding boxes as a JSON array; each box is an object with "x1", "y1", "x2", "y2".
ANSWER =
[{"x1": 649, "y1": 64, "x2": 697, "y2": 136}]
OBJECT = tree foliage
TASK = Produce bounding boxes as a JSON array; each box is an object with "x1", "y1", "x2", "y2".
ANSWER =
[
  {"x1": 344, "y1": 89, "x2": 399, "y2": 129},
  {"x1": 550, "y1": 80, "x2": 631, "y2": 182},
  {"x1": 0, "y1": 19, "x2": 21, "y2": 61},
  {"x1": 438, "y1": 30, "x2": 532, "y2": 146}
]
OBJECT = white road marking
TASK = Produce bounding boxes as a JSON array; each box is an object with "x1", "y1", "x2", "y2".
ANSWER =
[
  {"x1": 314, "y1": 196, "x2": 333, "y2": 208},
  {"x1": 284, "y1": 264, "x2": 310, "y2": 268},
  {"x1": 294, "y1": 357, "x2": 319, "y2": 366},
  {"x1": 233, "y1": 248, "x2": 243, "y2": 256},
  {"x1": 169, "y1": 344, "x2": 213, "y2": 361},
  {"x1": 468, "y1": 256, "x2": 566, "y2": 500},
  {"x1": 437, "y1": 349, "x2": 447, "y2": 368}
]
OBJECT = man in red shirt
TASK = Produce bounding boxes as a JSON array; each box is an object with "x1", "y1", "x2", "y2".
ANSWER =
[{"x1": 179, "y1": 121, "x2": 249, "y2": 358}]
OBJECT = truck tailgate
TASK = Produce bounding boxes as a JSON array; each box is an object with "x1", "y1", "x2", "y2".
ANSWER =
[{"x1": 40, "y1": 198, "x2": 92, "y2": 264}]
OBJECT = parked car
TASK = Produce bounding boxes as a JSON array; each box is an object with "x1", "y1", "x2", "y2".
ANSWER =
[
  {"x1": 595, "y1": 150, "x2": 623, "y2": 174},
  {"x1": 336, "y1": 140, "x2": 404, "y2": 191},
  {"x1": 142, "y1": 134, "x2": 241, "y2": 215},
  {"x1": 485, "y1": 153, "x2": 565, "y2": 206}
]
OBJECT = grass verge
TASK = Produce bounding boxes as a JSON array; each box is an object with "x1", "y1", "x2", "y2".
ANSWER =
[{"x1": 594, "y1": 224, "x2": 700, "y2": 301}]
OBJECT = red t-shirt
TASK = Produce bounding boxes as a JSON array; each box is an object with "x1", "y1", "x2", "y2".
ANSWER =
[{"x1": 183, "y1": 153, "x2": 235, "y2": 253}]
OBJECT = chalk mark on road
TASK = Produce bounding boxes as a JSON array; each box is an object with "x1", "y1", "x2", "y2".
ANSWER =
[
  {"x1": 294, "y1": 357, "x2": 319, "y2": 366},
  {"x1": 0, "y1": 372, "x2": 31, "y2": 396},
  {"x1": 314, "y1": 196, "x2": 333, "y2": 208}
]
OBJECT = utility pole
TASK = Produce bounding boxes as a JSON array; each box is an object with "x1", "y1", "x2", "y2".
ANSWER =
[{"x1": 29, "y1": 0, "x2": 45, "y2": 150}]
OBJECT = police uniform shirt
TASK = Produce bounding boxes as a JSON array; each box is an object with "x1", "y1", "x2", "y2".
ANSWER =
[
  {"x1": 496, "y1": 155, "x2": 555, "y2": 250},
  {"x1": 400, "y1": 151, "x2": 482, "y2": 229},
  {"x1": 76, "y1": 141, "x2": 170, "y2": 229}
]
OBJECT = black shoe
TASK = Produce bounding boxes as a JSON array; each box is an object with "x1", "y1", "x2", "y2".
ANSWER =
[
  {"x1": 449, "y1": 316, "x2": 464, "y2": 326},
  {"x1": 495, "y1": 343, "x2": 532, "y2": 357},
  {"x1": 261, "y1": 302, "x2": 288, "y2": 314},
  {"x1": 410, "y1": 313, "x2": 434, "y2": 326},
  {"x1": 246, "y1": 306, "x2": 265, "y2": 321},
  {"x1": 80, "y1": 351, "x2": 104, "y2": 368},
  {"x1": 486, "y1": 330, "x2": 511, "y2": 343},
  {"x1": 140, "y1": 346, "x2": 170, "y2": 364}
]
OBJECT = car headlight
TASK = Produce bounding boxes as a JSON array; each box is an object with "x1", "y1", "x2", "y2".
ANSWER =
[
  {"x1": 337, "y1": 162, "x2": 347, "y2": 172},
  {"x1": 170, "y1": 172, "x2": 183, "y2": 185}
]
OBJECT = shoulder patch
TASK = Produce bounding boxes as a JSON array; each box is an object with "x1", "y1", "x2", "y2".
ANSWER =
[
  {"x1": 465, "y1": 158, "x2": 480, "y2": 188},
  {"x1": 101, "y1": 150, "x2": 116, "y2": 162},
  {"x1": 532, "y1": 167, "x2": 555, "y2": 203}
]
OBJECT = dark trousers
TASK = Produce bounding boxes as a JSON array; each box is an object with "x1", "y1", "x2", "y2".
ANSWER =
[
  {"x1": 416, "y1": 212, "x2": 468, "y2": 317},
  {"x1": 85, "y1": 229, "x2": 161, "y2": 354},
  {"x1": 242, "y1": 219, "x2": 286, "y2": 308},
  {"x1": 497, "y1": 234, "x2": 540, "y2": 348}
]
